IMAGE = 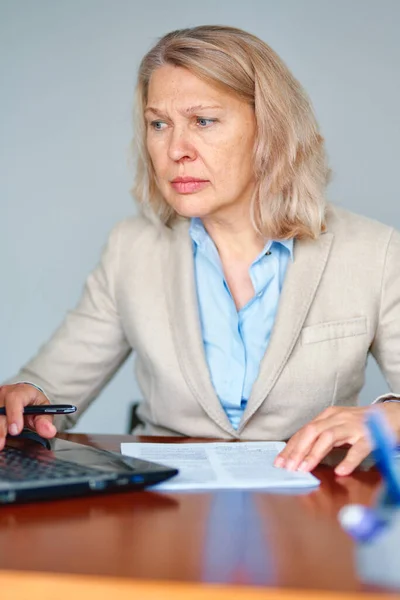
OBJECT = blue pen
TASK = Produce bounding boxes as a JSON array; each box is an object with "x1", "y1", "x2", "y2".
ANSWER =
[
  {"x1": 365, "y1": 407, "x2": 400, "y2": 504},
  {"x1": 338, "y1": 407, "x2": 400, "y2": 542}
]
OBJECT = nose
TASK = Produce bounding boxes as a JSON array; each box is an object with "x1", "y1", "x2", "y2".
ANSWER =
[{"x1": 167, "y1": 126, "x2": 197, "y2": 163}]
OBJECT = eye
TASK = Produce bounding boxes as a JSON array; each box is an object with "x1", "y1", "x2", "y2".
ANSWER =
[
  {"x1": 196, "y1": 118, "x2": 217, "y2": 128},
  {"x1": 149, "y1": 120, "x2": 168, "y2": 131}
]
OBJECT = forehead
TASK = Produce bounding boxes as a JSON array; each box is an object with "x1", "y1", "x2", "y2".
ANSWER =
[{"x1": 146, "y1": 64, "x2": 232, "y2": 107}]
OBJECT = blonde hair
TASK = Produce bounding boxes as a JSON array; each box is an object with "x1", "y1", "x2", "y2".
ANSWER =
[{"x1": 132, "y1": 25, "x2": 330, "y2": 240}]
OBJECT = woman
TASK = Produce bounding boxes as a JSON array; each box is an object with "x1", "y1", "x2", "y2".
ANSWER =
[{"x1": 1, "y1": 25, "x2": 400, "y2": 476}]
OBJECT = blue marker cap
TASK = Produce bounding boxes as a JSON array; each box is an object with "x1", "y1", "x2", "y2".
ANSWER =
[{"x1": 338, "y1": 504, "x2": 386, "y2": 542}]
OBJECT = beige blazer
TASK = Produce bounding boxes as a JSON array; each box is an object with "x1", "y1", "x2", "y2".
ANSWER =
[{"x1": 8, "y1": 204, "x2": 400, "y2": 439}]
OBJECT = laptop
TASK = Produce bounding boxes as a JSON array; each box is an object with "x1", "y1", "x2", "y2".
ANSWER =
[{"x1": 0, "y1": 430, "x2": 178, "y2": 504}]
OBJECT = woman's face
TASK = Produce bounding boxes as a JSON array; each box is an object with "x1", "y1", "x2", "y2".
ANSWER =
[{"x1": 145, "y1": 64, "x2": 257, "y2": 223}]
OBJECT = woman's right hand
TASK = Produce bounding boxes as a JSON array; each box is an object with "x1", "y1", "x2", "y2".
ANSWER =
[{"x1": 0, "y1": 383, "x2": 57, "y2": 450}]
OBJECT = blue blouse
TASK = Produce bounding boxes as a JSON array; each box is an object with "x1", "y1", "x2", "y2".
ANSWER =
[{"x1": 190, "y1": 218, "x2": 293, "y2": 429}]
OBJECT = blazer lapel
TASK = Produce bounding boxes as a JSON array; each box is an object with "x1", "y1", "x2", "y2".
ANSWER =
[
  {"x1": 238, "y1": 231, "x2": 334, "y2": 433},
  {"x1": 162, "y1": 219, "x2": 239, "y2": 438}
]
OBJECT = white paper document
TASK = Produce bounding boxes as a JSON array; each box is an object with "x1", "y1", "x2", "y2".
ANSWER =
[{"x1": 120, "y1": 441, "x2": 320, "y2": 491}]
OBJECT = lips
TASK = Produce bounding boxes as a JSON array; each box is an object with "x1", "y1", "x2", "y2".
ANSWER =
[
  {"x1": 171, "y1": 176, "x2": 208, "y2": 183},
  {"x1": 170, "y1": 177, "x2": 209, "y2": 194}
]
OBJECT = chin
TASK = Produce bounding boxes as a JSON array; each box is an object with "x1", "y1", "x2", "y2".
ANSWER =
[
  {"x1": 174, "y1": 207, "x2": 207, "y2": 219},
  {"x1": 168, "y1": 197, "x2": 215, "y2": 220}
]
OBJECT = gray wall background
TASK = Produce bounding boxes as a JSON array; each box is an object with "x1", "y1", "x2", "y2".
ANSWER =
[{"x1": 1, "y1": 0, "x2": 398, "y2": 433}]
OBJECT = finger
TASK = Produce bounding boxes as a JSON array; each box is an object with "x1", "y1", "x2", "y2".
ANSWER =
[
  {"x1": 297, "y1": 427, "x2": 351, "y2": 472},
  {"x1": 0, "y1": 416, "x2": 7, "y2": 451},
  {"x1": 5, "y1": 384, "x2": 47, "y2": 436},
  {"x1": 274, "y1": 432, "x2": 302, "y2": 467},
  {"x1": 277, "y1": 413, "x2": 366, "y2": 471},
  {"x1": 274, "y1": 408, "x2": 348, "y2": 468},
  {"x1": 334, "y1": 439, "x2": 371, "y2": 476},
  {"x1": 2, "y1": 387, "x2": 27, "y2": 436},
  {"x1": 275, "y1": 420, "x2": 328, "y2": 470},
  {"x1": 29, "y1": 414, "x2": 57, "y2": 439},
  {"x1": 0, "y1": 388, "x2": 8, "y2": 451}
]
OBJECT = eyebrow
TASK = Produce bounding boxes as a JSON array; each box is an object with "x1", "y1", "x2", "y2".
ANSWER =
[{"x1": 144, "y1": 104, "x2": 223, "y2": 117}]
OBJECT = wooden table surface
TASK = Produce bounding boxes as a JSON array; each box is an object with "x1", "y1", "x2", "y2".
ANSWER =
[{"x1": 0, "y1": 434, "x2": 397, "y2": 600}]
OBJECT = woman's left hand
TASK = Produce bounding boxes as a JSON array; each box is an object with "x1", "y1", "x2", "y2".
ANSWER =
[{"x1": 274, "y1": 403, "x2": 400, "y2": 476}]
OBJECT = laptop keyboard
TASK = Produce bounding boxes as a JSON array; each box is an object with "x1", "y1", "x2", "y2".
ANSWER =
[{"x1": 0, "y1": 446, "x2": 103, "y2": 482}]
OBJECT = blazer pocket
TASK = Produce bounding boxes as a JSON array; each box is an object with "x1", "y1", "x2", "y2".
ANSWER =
[{"x1": 302, "y1": 316, "x2": 367, "y2": 345}]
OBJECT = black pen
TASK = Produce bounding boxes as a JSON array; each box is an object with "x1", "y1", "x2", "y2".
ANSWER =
[{"x1": 0, "y1": 405, "x2": 77, "y2": 416}]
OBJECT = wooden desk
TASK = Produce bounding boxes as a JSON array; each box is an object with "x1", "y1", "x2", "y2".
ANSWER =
[{"x1": 0, "y1": 434, "x2": 397, "y2": 599}]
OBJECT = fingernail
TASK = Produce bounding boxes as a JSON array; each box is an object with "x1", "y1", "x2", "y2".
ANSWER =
[
  {"x1": 286, "y1": 459, "x2": 296, "y2": 471},
  {"x1": 335, "y1": 465, "x2": 348, "y2": 476},
  {"x1": 9, "y1": 423, "x2": 18, "y2": 436},
  {"x1": 298, "y1": 461, "x2": 308, "y2": 472},
  {"x1": 274, "y1": 457, "x2": 284, "y2": 468}
]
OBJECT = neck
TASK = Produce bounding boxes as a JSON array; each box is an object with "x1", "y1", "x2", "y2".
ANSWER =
[{"x1": 201, "y1": 213, "x2": 265, "y2": 264}]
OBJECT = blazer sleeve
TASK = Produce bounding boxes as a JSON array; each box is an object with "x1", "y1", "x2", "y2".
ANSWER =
[
  {"x1": 370, "y1": 228, "x2": 400, "y2": 399},
  {"x1": 4, "y1": 221, "x2": 132, "y2": 430}
]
